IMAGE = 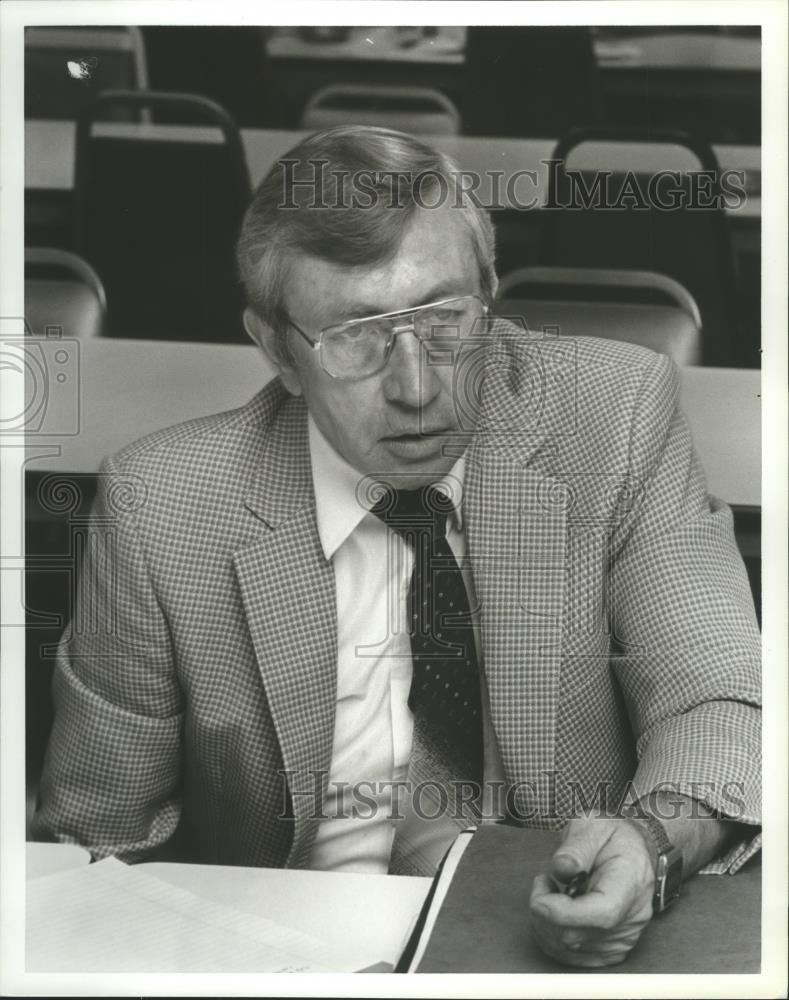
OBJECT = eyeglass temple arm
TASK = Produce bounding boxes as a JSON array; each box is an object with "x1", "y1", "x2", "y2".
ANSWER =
[{"x1": 287, "y1": 318, "x2": 322, "y2": 351}]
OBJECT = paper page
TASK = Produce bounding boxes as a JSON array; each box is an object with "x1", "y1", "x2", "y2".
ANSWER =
[
  {"x1": 26, "y1": 842, "x2": 90, "y2": 881},
  {"x1": 26, "y1": 856, "x2": 371, "y2": 973}
]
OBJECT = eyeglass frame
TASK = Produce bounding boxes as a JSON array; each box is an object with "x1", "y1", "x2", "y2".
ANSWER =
[{"x1": 283, "y1": 293, "x2": 490, "y2": 382}]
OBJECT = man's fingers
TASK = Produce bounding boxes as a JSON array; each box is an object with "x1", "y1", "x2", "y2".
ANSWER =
[
  {"x1": 531, "y1": 883, "x2": 625, "y2": 929},
  {"x1": 530, "y1": 820, "x2": 656, "y2": 969},
  {"x1": 530, "y1": 872, "x2": 558, "y2": 904},
  {"x1": 552, "y1": 818, "x2": 616, "y2": 882},
  {"x1": 565, "y1": 948, "x2": 632, "y2": 968},
  {"x1": 531, "y1": 932, "x2": 633, "y2": 969}
]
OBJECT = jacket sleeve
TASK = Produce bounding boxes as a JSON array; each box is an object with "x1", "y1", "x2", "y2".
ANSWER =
[
  {"x1": 608, "y1": 352, "x2": 761, "y2": 873},
  {"x1": 31, "y1": 457, "x2": 184, "y2": 862}
]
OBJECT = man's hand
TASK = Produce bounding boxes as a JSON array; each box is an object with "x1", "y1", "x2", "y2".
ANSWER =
[{"x1": 529, "y1": 817, "x2": 656, "y2": 968}]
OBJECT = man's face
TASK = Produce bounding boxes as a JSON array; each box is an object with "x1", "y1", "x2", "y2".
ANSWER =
[{"x1": 275, "y1": 203, "x2": 483, "y2": 484}]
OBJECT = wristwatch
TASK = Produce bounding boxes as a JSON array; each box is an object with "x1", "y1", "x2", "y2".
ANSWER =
[{"x1": 622, "y1": 805, "x2": 684, "y2": 914}]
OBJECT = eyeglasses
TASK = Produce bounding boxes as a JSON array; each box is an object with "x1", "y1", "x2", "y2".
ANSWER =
[{"x1": 286, "y1": 294, "x2": 489, "y2": 381}]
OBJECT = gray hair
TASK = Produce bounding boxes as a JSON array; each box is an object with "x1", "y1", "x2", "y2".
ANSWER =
[{"x1": 236, "y1": 125, "x2": 497, "y2": 357}]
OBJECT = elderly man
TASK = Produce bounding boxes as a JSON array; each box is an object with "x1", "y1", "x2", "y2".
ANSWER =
[{"x1": 33, "y1": 126, "x2": 760, "y2": 967}]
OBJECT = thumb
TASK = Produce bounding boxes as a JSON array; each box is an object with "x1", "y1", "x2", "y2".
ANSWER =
[{"x1": 551, "y1": 819, "x2": 610, "y2": 884}]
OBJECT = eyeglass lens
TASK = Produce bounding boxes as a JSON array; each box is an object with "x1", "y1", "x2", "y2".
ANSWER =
[{"x1": 321, "y1": 296, "x2": 484, "y2": 378}]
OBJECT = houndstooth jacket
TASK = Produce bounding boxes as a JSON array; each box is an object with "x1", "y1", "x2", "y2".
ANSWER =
[{"x1": 33, "y1": 331, "x2": 762, "y2": 872}]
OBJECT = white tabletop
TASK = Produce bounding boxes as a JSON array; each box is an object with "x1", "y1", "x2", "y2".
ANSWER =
[
  {"x1": 267, "y1": 25, "x2": 466, "y2": 65},
  {"x1": 17, "y1": 338, "x2": 761, "y2": 507},
  {"x1": 266, "y1": 26, "x2": 761, "y2": 73}
]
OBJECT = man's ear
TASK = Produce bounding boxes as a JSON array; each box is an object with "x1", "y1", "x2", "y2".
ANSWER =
[{"x1": 243, "y1": 308, "x2": 303, "y2": 397}]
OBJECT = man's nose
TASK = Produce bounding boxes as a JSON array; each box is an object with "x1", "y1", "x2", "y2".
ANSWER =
[{"x1": 381, "y1": 327, "x2": 441, "y2": 408}]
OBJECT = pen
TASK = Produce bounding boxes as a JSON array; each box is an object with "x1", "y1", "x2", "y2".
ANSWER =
[{"x1": 551, "y1": 870, "x2": 589, "y2": 898}]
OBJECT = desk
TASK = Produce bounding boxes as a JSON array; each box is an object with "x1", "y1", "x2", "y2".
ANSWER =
[
  {"x1": 21, "y1": 339, "x2": 760, "y2": 507},
  {"x1": 266, "y1": 27, "x2": 761, "y2": 73},
  {"x1": 417, "y1": 825, "x2": 761, "y2": 974},
  {"x1": 23, "y1": 837, "x2": 760, "y2": 974},
  {"x1": 593, "y1": 31, "x2": 761, "y2": 72},
  {"x1": 264, "y1": 27, "x2": 760, "y2": 145},
  {"x1": 267, "y1": 26, "x2": 466, "y2": 65},
  {"x1": 24, "y1": 119, "x2": 761, "y2": 221}
]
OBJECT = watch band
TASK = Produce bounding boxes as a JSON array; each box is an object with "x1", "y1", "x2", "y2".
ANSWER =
[{"x1": 622, "y1": 805, "x2": 684, "y2": 913}]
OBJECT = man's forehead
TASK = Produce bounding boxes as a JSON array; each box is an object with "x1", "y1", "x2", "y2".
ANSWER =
[{"x1": 283, "y1": 206, "x2": 477, "y2": 322}]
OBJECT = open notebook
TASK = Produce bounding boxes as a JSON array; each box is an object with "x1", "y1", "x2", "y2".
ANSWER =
[{"x1": 26, "y1": 856, "x2": 391, "y2": 973}]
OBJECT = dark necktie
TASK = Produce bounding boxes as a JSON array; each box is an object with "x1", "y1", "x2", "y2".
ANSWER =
[{"x1": 370, "y1": 484, "x2": 484, "y2": 872}]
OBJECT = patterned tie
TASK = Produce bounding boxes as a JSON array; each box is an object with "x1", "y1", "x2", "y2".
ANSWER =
[{"x1": 370, "y1": 484, "x2": 484, "y2": 874}]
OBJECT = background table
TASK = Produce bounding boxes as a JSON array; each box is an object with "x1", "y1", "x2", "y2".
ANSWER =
[
  {"x1": 18, "y1": 338, "x2": 761, "y2": 508},
  {"x1": 266, "y1": 27, "x2": 761, "y2": 73},
  {"x1": 24, "y1": 119, "x2": 761, "y2": 222}
]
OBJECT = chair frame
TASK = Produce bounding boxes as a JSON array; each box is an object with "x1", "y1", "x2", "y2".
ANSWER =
[
  {"x1": 25, "y1": 246, "x2": 108, "y2": 338},
  {"x1": 497, "y1": 265, "x2": 703, "y2": 330},
  {"x1": 25, "y1": 247, "x2": 108, "y2": 313},
  {"x1": 72, "y1": 89, "x2": 252, "y2": 342},
  {"x1": 495, "y1": 264, "x2": 704, "y2": 365},
  {"x1": 541, "y1": 125, "x2": 742, "y2": 366},
  {"x1": 301, "y1": 83, "x2": 461, "y2": 133},
  {"x1": 74, "y1": 89, "x2": 252, "y2": 255}
]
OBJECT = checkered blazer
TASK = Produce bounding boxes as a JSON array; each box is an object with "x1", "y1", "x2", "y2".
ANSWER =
[{"x1": 33, "y1": 331, "x2": 761, "y2": 872}]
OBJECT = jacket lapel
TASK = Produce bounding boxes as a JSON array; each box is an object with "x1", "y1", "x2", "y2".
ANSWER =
[
  {"x1": 465, "y1": 330, "x2": 568, "y2": 817},
  {"x1": 233, "y1": 396, "x2": 337, "y2": 867}
]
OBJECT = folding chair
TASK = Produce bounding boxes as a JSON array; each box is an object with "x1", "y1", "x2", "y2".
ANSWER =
[
  {"x1": 25, "y1": 247, "x2": 107, "y2": 339},
  {"x1": 462, "y1": 27, "x2": 602, "y2": 138},
  {"x1": 495, "y1": 266, "x2": 703, "y2": 365},
  {"x1": 74, "y1": 90, "x2": 252, "y2": 342},
  {"x1": 300, "y1": 84, "x2": 461, "y2": 135},
  {"x1": 540, "y1": 126, "x2": 744, "y2": 366}
]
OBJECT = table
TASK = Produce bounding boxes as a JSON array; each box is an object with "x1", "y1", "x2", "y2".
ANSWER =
[
  {"x1": 22, "y1": 836, "x2": 761, "y2": 975},
  {"x1": 17, "y1": 338, "x2": 761, "y2": 507},
  {"x1": 263, "y1": 27, "x2": 761, "y2": 147},
  {"x1": 24, "y1": 119, "x2": 761, "y2": 221},
  {"x1": 416, "y1": 825, "x2": 762, "y2": 974},
  {"x1": 267, "y1": 26, "x2": 466, "y2": 65},
  {"x1": 266, "y1": 27, "x2": 761, "y2": 73},
  {"x1": 593, "y1": 31, "x2": 761, "y2": 72}
]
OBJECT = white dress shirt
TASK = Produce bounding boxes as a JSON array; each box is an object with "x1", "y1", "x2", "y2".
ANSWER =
[{"x1": 305, "y1": 416, "x2": 505, "y2": 873}]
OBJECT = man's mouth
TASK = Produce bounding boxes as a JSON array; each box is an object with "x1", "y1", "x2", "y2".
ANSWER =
[{"x1": 383, "y1": 427, "x2": 448, "y2": 440}]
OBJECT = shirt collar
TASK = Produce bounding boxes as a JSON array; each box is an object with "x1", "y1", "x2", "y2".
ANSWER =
[{"x1": 308, "y1": 415, "x2": 466, "y2": 561}]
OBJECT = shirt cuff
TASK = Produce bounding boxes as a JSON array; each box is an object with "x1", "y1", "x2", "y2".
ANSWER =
[{"x1": 698, "y1": 827, "x2": 762, "y2": 874}]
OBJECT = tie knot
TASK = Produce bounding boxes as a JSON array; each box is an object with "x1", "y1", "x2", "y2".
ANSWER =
[{"x1": 369, "y1": 484, "x2": 452, "y2": 540}]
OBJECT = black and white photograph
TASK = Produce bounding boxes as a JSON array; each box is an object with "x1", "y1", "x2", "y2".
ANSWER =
[{"x1": 0, "y1": 1, "x2": 786, "y2": 995}]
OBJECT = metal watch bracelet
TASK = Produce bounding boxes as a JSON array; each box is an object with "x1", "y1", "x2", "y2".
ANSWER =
[{"x1": 622, "y1": 807, "x2": 684, "y2": 913}]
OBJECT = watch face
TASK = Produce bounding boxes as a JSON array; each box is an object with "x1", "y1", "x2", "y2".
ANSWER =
[{"x1": 656, "y1": 848, "x2": 684, "y2": 911}]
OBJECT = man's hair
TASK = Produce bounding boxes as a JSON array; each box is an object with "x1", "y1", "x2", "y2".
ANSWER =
[{"x1": 237, "y1": 125, "x2": 497, "y2": 357}]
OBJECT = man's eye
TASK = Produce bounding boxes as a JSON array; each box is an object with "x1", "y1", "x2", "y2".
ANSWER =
[
  {"x1": 431, "y1": 308, "x2": 458, "y2": 322},
  {"x1": 335, "y1": 324, "x2": 367, "y2": 342}
]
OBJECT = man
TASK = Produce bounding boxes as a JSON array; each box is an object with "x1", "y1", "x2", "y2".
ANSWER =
[{"x1": 33, "y1": 126, "x2": 761, "y2": 967}]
